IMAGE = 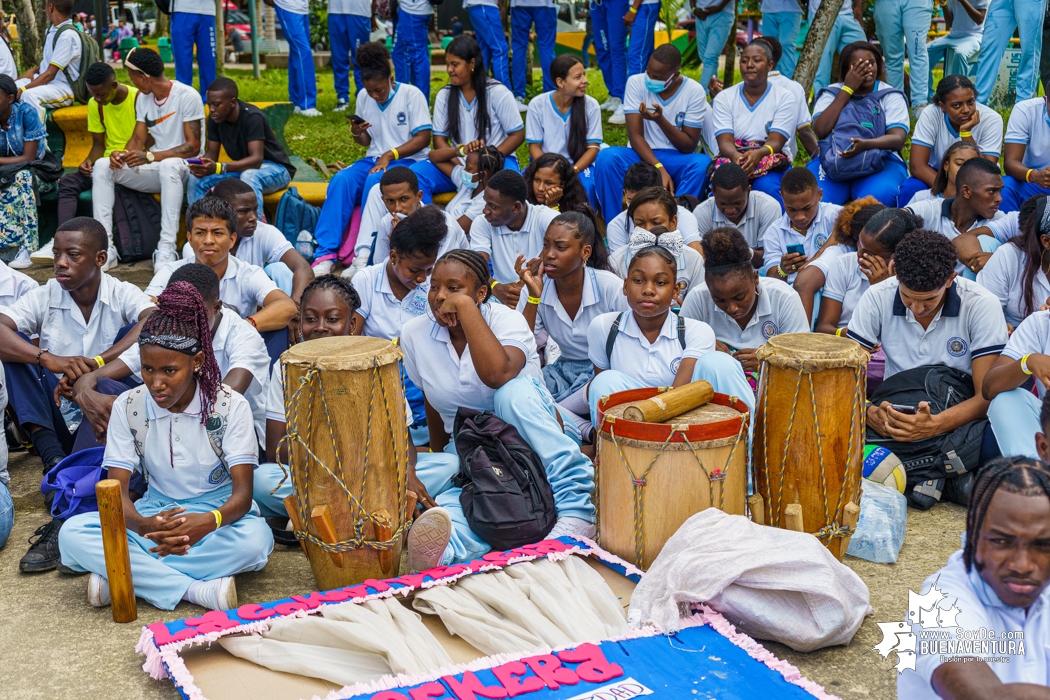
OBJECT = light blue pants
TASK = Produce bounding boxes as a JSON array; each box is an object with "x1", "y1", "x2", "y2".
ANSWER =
[
  {"x1": 695, "y1": 11, "x2": 736, "y2": 96},
  {"x1": 594, "y1": 147, "x2": 711, "y2": 224},
  {"x1": 926, "y1": 33, "x2": 981, "y2": 100},
  {"x1": 188, "y1": 161, "x2": 291, "y2": 219},
  {"x1": 975, "y1": 0, "x2": 1047, "y2": 103},
  {"x1": 761, "y1": 11, "x2": 803, "y2": 79},
  {"x1": 1001, "y1": 175, "x2": 1050, "y2": 213},
  {"x1": 627, "y1": 3, "x2": 661, "y2": 78},
  {"x1": 587, "y1": 351, "x2": 756, "y2": 429},
  {"x1": 807, "y1": 154, "x2": 908, "y2": 206},
  {"x1": 591, "y1": 0, "x2": 630, "y2": 100},
  {"x1": 329, "y1": 13, "x2": 372, "y2": 102},
  {"x1": 264, "y1": 261, "x2": 294, "y2": 295},
  {"x1": 511, "y1": 6, "x2": 557, "y2": 99},
  {"x1": 58, "y1": 484, "x2": 274, "y2": 610},
  {"x1": 273, "y1": 6, "x2": 317, "y2": 110},
  {"x1": 813, "y1": 15, "x2": 869, "y2": 96},
  {"x1": 988, "y1": 387, "x2": 1041, "y2": 459},
  {"x1": 469, "y1": 5, "x2": 511, "y2": 87},
  {"x1": 0, "y1": 481, "x2": 11, "y2": 551},
  {"x1": 392, "y1": 9, "x2": 432, "y2": 102},
  {"x1": 961, "y1": 235, "x2": 1001, "y2": 281},
  {"x1": 171, "y1": 12, "x2": 216, "y2": 100},
  {"x1": 873, "y1": 0, "x2": 933, "y2": 107}
]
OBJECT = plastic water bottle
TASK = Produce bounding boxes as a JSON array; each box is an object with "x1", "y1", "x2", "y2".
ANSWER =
[
  {"x1": 846, "y1": 481, "x2": 908, "y2": 564},
  {"x1": 59, "y1": 397, "x2": 83, "y2": 434},
  {"x1": 295, "y1": 230, "x2": 315, "y2": 259}
]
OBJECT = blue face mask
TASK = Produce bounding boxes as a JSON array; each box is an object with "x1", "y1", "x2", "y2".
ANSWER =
[
  {"x1": 645, "y1": 73, "x2": 673, "y2": 94},
  {"x1": 462, "y1": 169, "x2": 477, "y2": 190}
]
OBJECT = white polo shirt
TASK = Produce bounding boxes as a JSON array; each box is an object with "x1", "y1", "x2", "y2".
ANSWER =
[
  {"x1": 808, "y1": 0, "x2": 852, "y2": 18},
  {"x1": 398, "y1": 0, "x2": 433, "y2": 14},
  {"x1": 445, "y1": 165, "x2": 487, "y2": 221},
  {"x1": 357, "y1": 83, "x2": 432, "y2": 162},
  {"x1": 762, "y1": 201, "x2": 844, "y2": 281},
  {"x1": 41, "y1": 21, "x2": 81, "y2": 93},
  {"x1": 680, "y1": 276, "x2": 810, "y2": 350},
  {"x1": 328, "y1": 0, "x2": 371, "y2": 15},
  {"x1": 146, "y1": 255, "x2": 279, "y2": 320},
  {"x1": 471, "y1": 202, "x2": 560, "y2": 284},
  {"x1": 606, "y1": 205, "x2": 701, "y2": 251},
  {"x1": 0, "y1": 274, "x2": 153, "y2": 359},
  {"x1": 0, "y1": 261, "x2": 38, "y2": 308},
  {"x1": 366, "y1": 208, "x2": 469, "y2": 262},
  {"x1": 984, "y1": 210, "x2": 1020, "y2": 243},
  {"x1": 104, "y1": 386, "x2": 259, "y2": 501},
  {"x1": 911, "y1": 103, "x2": 1004, "y2": 165},
  {"x1": 1004, "y1": 98, "x2": 1050, "y2": 170},
  {"x1": 906, "y1": 197, "x2": 1005, "y2": 275},
  {"x1": 821, "y1": 252, "x2": 871, "y2": 329},
  {"x1": 693, "y1": 190, "x2": 783, "y2": 250},
  {"x1": 768, "y1": 72, "x2": 810, "y2": 160},
  {"x1": 944, "y1": 0, "x2": 990, "y2": 37},
  {"x1": 514, "y1": 267, "x2": 629, "y2": 361},
  {"x1": 608, "y1": 243, "x2": 706, "y2": 302},
  {"x1": 354, "y1": 261, "x2": 431, "y2": 340},
  {"x1": 525, "y1": 91, "x2": 603, "y2": 164},
  {"x1": 587, "y1": 310, "x2": 716, "y2": 387},
  {"x1": 172, "y1": 0, "x2": 217, "y2": 13},
  {"x1": 846, "y1": 276, "x2": 1008, "y2": 378},
  {"x1": 401, "y1": 302, "x2": 543, "y2": 434},
  {"x1": 761, "y1": 0, "x2": 802, "y2": 12},
  {"x1": 622, "y1": 74, "x2": 710, "y2": 153},
  {"x1": 117, "y1": 310, "x2": 270, "y2": 443},
  {"x1": 898, "y1": 550, "x2": 1050, "y2": 700},
  {"x1": 813, "y1": 81, "x2": 910, "y2": 136},
  {"x1": 976, "y1": 241, "x2": 1049, "y2": 326},
  {"x1": 712, "y1": 81, "x2": 799, "y2": 159},
  {"x1": 432, "y1": 81, "x2": 524, "y2": 147},
  {"x1": 183, "y1": 221, "x2": 293, "y2": 269},
  {"x1": 1001, "y1": 310, "x2": 1050, "y2": 398},
  {"x1": 905, "y1": 188, "x2": 938, "y2": 207}
]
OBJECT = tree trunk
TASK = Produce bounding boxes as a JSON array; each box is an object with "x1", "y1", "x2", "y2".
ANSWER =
[
  {"x1": 214, "y1": 0, "x2": 225, "y2": 77},
  {"x1": 14, "y1": 0, "x2": 40, "y2": 72},
  {"x1": 721, "y1": 12, "x2": 736, "y2": 89},
  {"x1": 155, "y1": 11, "x2": 169, "y2": 38},
  {"x1": 793, "y1": 0, "x2": 845, "y2": 94}
]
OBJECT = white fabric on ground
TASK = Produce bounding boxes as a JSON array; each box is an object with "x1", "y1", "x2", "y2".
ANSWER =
[
  {"x1": 217, "y1": 636, "x2": 392, "y2": 686},
  {"x1": 412, "y1": 583, "x2": 545, "y2": 655},
  {"x1": 455, "y1": 570, "x2": 573, "y2": 648}
]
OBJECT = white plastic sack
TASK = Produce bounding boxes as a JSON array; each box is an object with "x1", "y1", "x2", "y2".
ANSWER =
[
  {"x1": 846, "y1": 481, "x2": 908, "y2": 564},
  {"x1": 628, "y1": 509, "x2": 872, "y2": 652},
  {"x1": 218, "y1": 635, "x2": 392, "y2": 686}
]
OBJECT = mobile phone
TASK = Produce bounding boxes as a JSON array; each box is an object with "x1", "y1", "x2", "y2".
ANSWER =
[
  {"x1": 186, "y1": 158, "x2": 202, "y2": 164},
  {"x1": 787, "y1": 244, "x2": 805, "y2": 256},
  {"x1": 348, "y1": 114, "x2": 365, "y2": 124},
  {"x1": 890, "y1": 404, "x2": 918, "y2": 415}
]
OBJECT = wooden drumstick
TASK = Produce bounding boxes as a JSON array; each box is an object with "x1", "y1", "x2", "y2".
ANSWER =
[
  {"x1": 95, "y1": 479, "x2": 137, "y2": 623},
  {"x1": 622, "y1": 380, "x2": 714, "y2": 423},
  {"x1": 283, "y1": 495, "x2": 309, "y2": 555}
]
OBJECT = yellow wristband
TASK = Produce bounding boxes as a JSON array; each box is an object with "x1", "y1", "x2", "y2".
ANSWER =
[
  {"x1": 627, "y1": 6, "x2": 637, "y2": 12},
  {"x1": 840, "y1": 85, "x2": 854, "y2": 95},
  {"x1": 1022, "y1": 353, "x2": 1035, "y2": 375},
  {"x1": 764, "y1": 144, "x2": 774, "y2": 156},
  {"x1": 215, "y1": 162, "x2": 221, "y2": 175},
  {"x1": 457, "y1": 145, "x2": 466, "y2": 157},
  {"x1": 211, "y1": 509, "x2": 222, "y2": 528},
  {"x1": 654, "y1": 163, "x2": 664, "y2": 169},
  {"x1": 527, "y1": 295, "x2": 541, "y2": 305},
  {"x1": 835, "y1": 328, "x2": 845, "y2": 337},
  {"x1": 93, "y1": 355, "x2": 105, "y2": 368},
  {"x1": 958, "y1": 131, "x2": 972, "y2": 138},
  {"x1": 1028, "y1": 169, "x2": 1035, "y2": 183},
  {"x1": 490, "y1": 280, "x2": 498, "y2": 290},
  {"x1": 390, "y1": 147, "x2": 399, "y2": 160}
]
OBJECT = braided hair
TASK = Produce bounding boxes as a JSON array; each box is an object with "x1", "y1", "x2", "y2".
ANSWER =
[
  {"x1": 139, "y1": 282, "x2": 221, "y2": 423},
  {"x1": 437, "y1": 249, "x2": 492, "y2": 302},
  {"x1": 475, "y1": 146, "x2": 504, "y2": 190},
  {"x1": 299, "y1": 274, "x2": 362, "y2": 318},
  {"x1": 964, "y1": 456, "x2": 1050, "y2": 572}
]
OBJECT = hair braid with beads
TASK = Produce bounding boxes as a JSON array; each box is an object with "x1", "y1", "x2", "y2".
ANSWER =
[
  {"x1": 139, "y1": 281, "x2": 222, "y2": 424},
  {"x1": 964, "y1": 456, "x2": 1050, "y2": 572},
  {"x1": 437, "y1": 249, "x2": 492, "y2": 302}
]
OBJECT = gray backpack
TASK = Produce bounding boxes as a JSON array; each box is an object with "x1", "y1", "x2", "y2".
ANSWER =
[{"x1": 815, "y1": 86, "x2": 906, "y2": 182}]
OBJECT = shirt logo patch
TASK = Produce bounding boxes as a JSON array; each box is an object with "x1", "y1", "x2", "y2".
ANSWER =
[
  {"x1": 670, "y1": 357, "x2": 682, "y2": 374},
  {"x1": 947, "y1": 336, "x2": 968, "y2": 357},
  {"x1": 406, "y1": 290, "x2": 428, "y2": 316},
  {"x1": 762, "y1": 320, "x2": 778, "y2": 338},
  {"x1": 765, "y1": 120, "x2": 773, "y2": 135},
  {"x1": 815, "y1": 234, "x2": 828, "y2": 248},
  {"x1": 208, "y1": 465, "x2": 226, "y2": 484},
  {"x1": 675, "y1": 111, "x2": 685, "y2": 128},
  {"x1": 397, "y1": 111, "x2": 407, "y2": 125}
]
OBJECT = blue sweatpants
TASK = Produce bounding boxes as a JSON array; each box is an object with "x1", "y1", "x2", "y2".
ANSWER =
[
  {"x1": 975, "y1": 0, "x2": 1047, "y2": 103},
  {"x1": 590, "y1": 0, "x2": 629, "y2": 101},
  {"x1": 761, "y1": 11, "x2": 802, "y2": 80},
  {"x1": 896, "y1": 175, "x2": 929, "y2": 208},
  {"x1": 627, "y1": 3, "x2": 661, "y2": 79},
  {"x1": 695, "y1": 11, "x2": 735, "y2": 97},
  {"x1": 329, "y1": 13, "x2": 372, "y2": 103},
  {"x1": 392, "y1": 9, "x2": 432, "y2": 102},
  {"x1": 60, "y1": 484, "x2": 273, "y2": 610},
  {"x1": 873, "y1": 0, "x2": 933, "y2": 107},
  {"x1": 988, "y1": 387, "x2": 1041, "y2": 459},
  {"x1": 807, "y1": 154, "x2": 908, "y2": 206},
  {"x1": 273, "y1": 6, "x2": 317, "y2": 110},
  {"x1": 594, "y1": 147, "x2": 711, "y2": 224},
  {"x1": 1001, "y1": 175, "x2": 1050, "y2": 213},
  {"x1": 578, "y1": 165, "x2": 598, "y2": 209},
  {"x1": 409, "y1": 154, "x2": 521, "y2": 203},
  {"x1": 469, "y1": 5, "x2": 511, "y2": 87},
  {"x1": 171, "y1": 12, "x2": 215, "y2": 100},
  {"x1": 813, "y1": 15, "x2": 868, "y2": 96},
  {"x1": 5, "y1": 361, "x2": 73, "y2": 446},
  {"x1": 751, "y1": 171, "x2": 785, "y2": 209},
  {"x1": 511, "y1": 6, "x2": 557, "y2": 99}
]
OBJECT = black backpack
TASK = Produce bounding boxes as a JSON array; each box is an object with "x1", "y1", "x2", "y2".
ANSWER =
[
  {"x1": 452, "y1": 407, "x2": 555, "y2": 550},
  {"x1": 112, "y1": 184, "x2": 161, "y2": 262},
  {"x1": 865, "y1": 364, "x2": 988, "y2": 509}
]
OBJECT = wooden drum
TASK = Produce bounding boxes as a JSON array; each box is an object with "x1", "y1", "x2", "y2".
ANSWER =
[
  {"x1": 596, "y1": 388, "x2": 750, "y2": 570},
  {"x1": 282, "y1": 336, "x2": 409, "y2": 591},
  {"x1": 752, "y1": 333, "x2": 869, "y2": 560}
]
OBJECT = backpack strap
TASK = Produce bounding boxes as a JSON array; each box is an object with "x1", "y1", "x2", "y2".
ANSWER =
[
  {"x1": 605, "y1": 312, "x2": 625, "y2": 362},
  {"x1": 677, "y1": 313, "x2": 686, "y2": 350},
  {"x1": 52, "y1": 24, "x2": 79, "y2": 95},
  {"x1": 207, "y1": 385, "x2": 234, "y2": 472}
]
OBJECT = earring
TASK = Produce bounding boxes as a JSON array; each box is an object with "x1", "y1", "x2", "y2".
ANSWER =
[
  {"x1": 298, "y1": 332, "x2": 305, "y2": 343},
  {"x1": 194, "y1": 367, "x2": 200, "y2": 374}
]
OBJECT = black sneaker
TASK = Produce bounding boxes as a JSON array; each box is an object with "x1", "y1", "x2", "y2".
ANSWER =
[
  {"x1": 944, "y1": 472, "x2": 975, "y2": 506},
  {"x1": 20, "y1": 517, "x2": 64, "y2": 573}
]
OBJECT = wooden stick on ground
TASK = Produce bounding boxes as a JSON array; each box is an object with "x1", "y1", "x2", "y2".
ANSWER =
[{"x1": 95, "y1": 479, "x2": 136, "y2": 623}]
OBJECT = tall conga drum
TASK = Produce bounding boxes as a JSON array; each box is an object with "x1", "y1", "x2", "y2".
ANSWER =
[
  {"x1": 596, "y1": 388, "x2": 750, "y2": 570},
  {"x1": 282, "y1": 336, "x2": 409, "y2": 590},
  {"x1": 752, "y1": 333, "x2": 869, "y2": 560}
]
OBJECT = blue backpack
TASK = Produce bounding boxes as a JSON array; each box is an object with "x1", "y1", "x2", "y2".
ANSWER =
[
  {"x1": 274, "y1": 187, "x2": 321, "y2": 253},
  {"x1": 40, "y1": 448, "x2": 147, "y2": 520},
  {"x1": 816, "y1": 86, "x2": 906, "y2": 182}
]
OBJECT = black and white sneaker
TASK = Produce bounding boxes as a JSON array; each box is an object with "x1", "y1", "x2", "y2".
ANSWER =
[
  {"x1": 20, "y1": 517, "x2": 64, "y2": 573},
  {"x1": 332, "y1": 99, "x2": 350, "y2": 112}
]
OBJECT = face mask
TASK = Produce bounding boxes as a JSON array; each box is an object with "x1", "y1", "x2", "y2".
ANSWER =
[
  {"x1": 644, "y1": 73, "x2": 673, "y2": 94},
  {"x1": 462, "y1": 169, "x2": 477, "y2": 190}
]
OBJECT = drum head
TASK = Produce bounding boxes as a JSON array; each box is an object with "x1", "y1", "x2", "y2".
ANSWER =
[
  {"x1": 605, "y1": 401, "x2": 740, "y2": 426},
  {"x1": 282, "y1": 336, "x2": 403, "y2": 371},
  {"x1": 756, "y1": 332, "x2": 869, "y2": 373}
]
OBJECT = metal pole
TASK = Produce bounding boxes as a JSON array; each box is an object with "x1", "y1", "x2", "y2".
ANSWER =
[{"x1": 247, "y1": 0, "x2": 260, "y2": 78}]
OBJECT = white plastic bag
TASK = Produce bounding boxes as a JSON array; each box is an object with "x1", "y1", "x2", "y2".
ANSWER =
[
  {"x1": 218, "y1": 635, "x2": 392, "y2": 686},
  {"x1": 846, "y1": 481, "x2": 908, "y2": 563},
  {"x1": 628, "y1": 509, "x2": 872, "y2": 652}
]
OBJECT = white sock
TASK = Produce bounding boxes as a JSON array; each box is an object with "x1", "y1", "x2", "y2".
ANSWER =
[
  {"x1": 183, "y1": 580, "x2": 204, "y2": 606},
  {"x1": 560, "y1": 385, "x2": 590, "y2": 415}
]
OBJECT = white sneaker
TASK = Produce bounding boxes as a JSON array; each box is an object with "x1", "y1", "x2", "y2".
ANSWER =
[
  {"x1": 88, "y1": 572, "x2": 111, "y2": 607},
  {"x1": 313, "y1": 259, "x2": 334, "y2": 276},
  {"x1": 405, "y1": 507, "x2": 452, "y2": 574},
  {"x1": 298, "y1": 107, "x2": 322, "y2": 118},
  {"x1": 599, "y1": 97, "x2": 613, "y2": 110},
  {"x1": 340, "y1": 256, "x2": 366, "y2": 280},
  {"x1": 603, "y1": 97, "x2": 622, "y2": 113},
  {"x1": 911, "y1": 103, "x2": 928, "y2": 121},
  {"x1": 102, "y1": 246, "x2": 119, "y2": 272},
  {"x1": 332, "y1": 99, "x2": 350, "y2": 112},
  {"x1": 8, "y1": 247, "x2": 31, "y2": 269},
  {"x1": 30, "y1": 239, "x2": 54, "y2": 265},
  {"x1": 152, "y1": 247, "x2": 178, "y2": 268},
  {"x1": 607, "y1": 103, "x2": 626, "y2": 125},
  {"x1": 515, "y1": 96, "x2": 529, "y2": 112},
  {"x1": 185, "y1": 576, "x2": 238, "y2": 611},
  {"x1": 547, "y1": 516, "x2": 597, "y2": 540}
]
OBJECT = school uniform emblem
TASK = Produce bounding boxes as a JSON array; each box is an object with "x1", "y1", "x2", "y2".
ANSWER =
[
  {"x1": 947, "y1": 337, "x2": 968, "y2": 357},
  {"x1": 675, "y1": 112, "x2": 685, "y2": 128},
  {"x1": 208, "y1": 465, "x2": 225, "y2": 484},
  {"x1": 406, "y1": 289, "x2": 428, "y2": 316},
  {"x1": 815, "y1": 234, "x2": 828, "y2": 248},
  {"x1": 670, "y1": 357, "x2": 682, "y2": 374},
  {"x1": 397, "y1": 111, "x2": 407, "y2": 125},
  {"x1": 762, "y1": 320, "x2": 778, "y2": 338}
]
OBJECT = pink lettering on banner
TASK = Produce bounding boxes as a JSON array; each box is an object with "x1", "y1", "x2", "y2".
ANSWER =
[
  {"x1": 408, "y1": 682, "x2": 449, "y2": 699},
  {"x1": 492, "y1": 661, "x2": 546, "y2": 698},
  {"x1": 371, "y1": 693, "x2": 411, "y2": 700},
  {"x1": 343, "y1": 585, "x2": 369, "y2": 598},
  {"x1": 522, "y1": 654, "x2": 581, "y2": 690},
  {"x1": 236, "y1": 604, "x2": 277, "y2": 621},
  {"x1": 391, "y1": 573, "x2": 429, "y2": 588},
  {"x1": 273, "y1": 601, "x2": 312, "y2": 615},
  {"x1": 556, "y1": 644, "x2": 624, "y2": 683},
  {"x1": 443, "y1": 671, "x2": 509, "y2": 700},
  {"x1": 146, "y1": 622, "x2": 198, "y2": 646},
  {"x1": 291, "y1": 589, "x2": 352, "y2": 607},
  {"x1": 520, "y1": 540, "x2": 574, "y2": 555},
  {"x1": 363, "y1": 579, "x2": 392, "y2": 593},
  {"x1": 184, "y1": 610, "x2": 238, "y2": 635}
]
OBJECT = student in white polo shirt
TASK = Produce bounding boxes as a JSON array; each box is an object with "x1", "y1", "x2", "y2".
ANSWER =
[
  {"x1": 977, "y1": 195, "x2": 1048, "y2": 328},
  {"x1": 523, "y1": 154, "x2": 598, "y2": 230},
  {"x1": 16, "y1": 0, "x2": 81, "y2": 119},
  {"x1": 905, "y1": 140, "x2": 982, "y2": 207},
  {"x1": 514, "y1": 211, "x2": 624, "y2": 441},
  {"x1": 693, "y1": 163, "x2": 781, "y2": 268},
  {"x1": 983, "y1": 310, "x2": 1050, "y2": 459},
  {"x1": 899, "y1": 75, "x2": 1003, "y2": 208},
  {"x1": 1000, "y1": 95, "x2": 1050, "y2": 213},
  {"x1": 847, "y1": 229, "x2": 1007, "y2": 448},
  {"x1": 764, "y1": 167, "x2": 845, "y2": 284},
  {"x1": 905, "y1": 157, "x2": 1006, "y2": 278},
  {"x1": 594, "y1": 45, "x2": 711, "y2": 224},
  {"x1": 681, "y1": 226, "x2": 809, "y2": 387},
  {"x1": 606, "y1": 162, "x2": 701, "y2": 253},
  {"x1": 753, "y1": 35, "x2": 819, "y2": 159},
  {"x1": 470, "y1": 170, "x2": 559, "y2": 307}
]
